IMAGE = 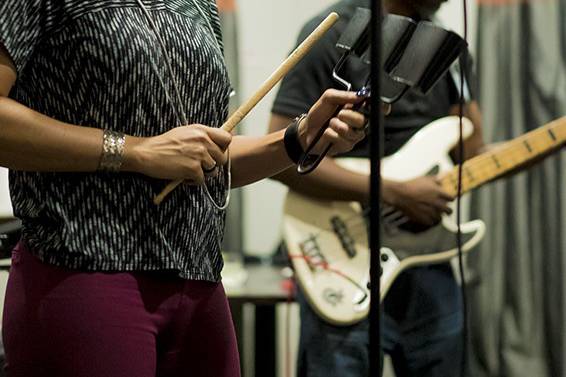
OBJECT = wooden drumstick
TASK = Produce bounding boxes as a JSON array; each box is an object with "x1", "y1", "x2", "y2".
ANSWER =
[{"x1": 154, "y1": 12, "x2": 340, "y2": 205}]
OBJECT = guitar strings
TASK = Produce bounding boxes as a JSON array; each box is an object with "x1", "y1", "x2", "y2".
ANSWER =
[
  {"x1": 451, "y1": 128, "x2": 561, "y2": 178},
  {"x1": 298, "y1": 202, "x2": 415, "y2": 242},
  {"x1": 298, "y1": 208, "x2": 409, "y2": 254},
  {"x1": 310, "y1": 126, "x2": 565, "y2": 243},
  {"x1": 298, "y1": 207, "x2": 372, "y2": 242},
  {"x1": 451, "y1": 120, "x2": 564, "y2": 176},
  {"x1": 320, "y1": 122, "x2": 566, "y2": 240},
  {"x1": 298, "y1": 120, "x2": 565, "y2": 252},
  {"x1": 447, "y1": 139, "x2": 556, "y2": 182},
  {"x1": 442, "y1": 122, "x2": 564, "y2": 188}
]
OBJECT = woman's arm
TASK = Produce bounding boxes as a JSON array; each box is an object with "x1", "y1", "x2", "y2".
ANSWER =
[
  {"x1": 263, "y1": 114, "x2": 368, "y2": 201},
  {"x1": 0, "y1": 47, "x2": 103, "y2": 172},
  {"x1": 229, "y1": 90, "x2": 366, "y2": 188},
  {"x1": 0, "y1": 96, "x2": 104, "y2": 172},
  {"x1": 2, "y1": 46, "x2": 364, "y2": 187},
  {"x1": 0, "y1": 47, "x2": 231, "y2": 184}
]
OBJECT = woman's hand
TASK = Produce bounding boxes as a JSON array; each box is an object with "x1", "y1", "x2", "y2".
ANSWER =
[
  {"x1": 298, "y1": 89, "x2": 368, "y2": 155},
  {"x1": 124, "y1": 125, "x2": 232, "y2": 183}
]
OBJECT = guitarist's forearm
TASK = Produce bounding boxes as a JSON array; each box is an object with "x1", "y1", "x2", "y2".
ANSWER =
[
  {"x1": 272, "y1": 162, "x2": 407, "y2": 206},
  {"x1": 272, "y1": 158, "x2": 369, "y2": 202}
]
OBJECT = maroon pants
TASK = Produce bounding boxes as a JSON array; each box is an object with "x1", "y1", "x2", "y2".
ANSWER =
[{"x1": 2, "y1": 242, "x2": 240, "y2": 377}]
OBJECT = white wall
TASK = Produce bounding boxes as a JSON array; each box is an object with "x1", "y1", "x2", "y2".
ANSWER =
[
  {"x1": 0, "y1": 168, "x2": 13, "y2": 218},
  {"x1": 436, "y1": 0, "x2": 478, "y2": 55},
  {"x1": 237, "y1": 0, "x2": 331, "y2": 256},
  {"x1": 238, "y1": 0, "x2": 478, "y2": 256},
  {"x1": 0, "y1": 168, "x2": 13, "y2": 327}
]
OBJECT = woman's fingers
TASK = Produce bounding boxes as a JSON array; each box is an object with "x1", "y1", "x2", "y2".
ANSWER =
[
  {"x1": 200, "y1": 152, "x2": 217, "y2": 174},
  {"x1": 205, "y1": 126, "x2": 233, "y2": 151},
  {"x1": 320, "y1": 117, "x2": 365, "y2": 154},
  {"x1": 307, "y1": 89, "x2": 364, "y2": 127},
  {"x1": 192, "y1": 125, "x2": 231, "y2": 166},
  {"x1": 328, "y1": 118, "x2": 363, "y2": 143},
  {"x1": 320, "y1": 88, "x2": 365, "y2": 107},
  {"x1": 135, "y1": 124, "x2": 233, "y2": 182},
  {"x1": 337, "y1": 109, "x2": 366, "y2": 131}
]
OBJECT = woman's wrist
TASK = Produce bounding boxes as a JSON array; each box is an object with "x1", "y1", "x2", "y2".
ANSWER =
[
  {"x1": 283, "y1": 114, "x2": 308, "y2": 164},
  {"x1": 122, "y1": 135, "x2": 145, "y2": 174},
  {"x1": 296, "y1": 114, "x2": 309, "y2": 149}
]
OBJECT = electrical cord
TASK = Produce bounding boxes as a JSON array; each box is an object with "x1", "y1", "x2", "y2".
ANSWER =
[
  {"x1": 457, "y1": 0, "x2": 470, "y2": 376},
  {"x1": 285, "y1": 280, "x2": 293, "y2": 377},
  {"x1": 135, "y1": 0, "x2": 231, "y2": 210}
]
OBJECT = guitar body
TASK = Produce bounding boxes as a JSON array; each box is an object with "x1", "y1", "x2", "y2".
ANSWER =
[{"x1": 284, "y1": 116, "x2": 486, "y2": 326}]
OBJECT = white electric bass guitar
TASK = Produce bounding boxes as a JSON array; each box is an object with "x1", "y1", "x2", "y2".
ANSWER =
[{"x1": 284, "y1": 116, "x2": 566, "y2": 326}]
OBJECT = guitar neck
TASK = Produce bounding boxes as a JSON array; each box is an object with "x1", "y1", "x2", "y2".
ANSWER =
[{"x1": 441, "y1": 116, "x2": 566, "y2": 197}]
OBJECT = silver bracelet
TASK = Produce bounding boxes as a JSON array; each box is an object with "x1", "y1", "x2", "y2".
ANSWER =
[{"x1": 98, "y1": 130, "x2": 126, "y2": 172}]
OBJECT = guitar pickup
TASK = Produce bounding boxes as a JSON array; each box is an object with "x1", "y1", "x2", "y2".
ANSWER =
[{"x1": 330, "y1": 216, "x2": 357, "y2": 258}]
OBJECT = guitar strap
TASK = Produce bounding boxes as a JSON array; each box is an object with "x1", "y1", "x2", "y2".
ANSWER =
[
  {"x1": 448, "y1": 61, "x2": 472, "y2": 102},
  {"x1": 430, "y1": 16, "x2": 472, "y2": 102}
]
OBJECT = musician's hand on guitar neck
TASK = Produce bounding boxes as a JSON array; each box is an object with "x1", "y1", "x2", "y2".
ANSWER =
[
  {"x1": 384, "y1": 176, "x2": 454, "y2": 226},
  {"x1": 298, "y1": 89, "x2": 367, "y2": 155}
]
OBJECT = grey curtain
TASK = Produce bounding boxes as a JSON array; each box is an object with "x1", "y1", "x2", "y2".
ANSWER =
[{"x1": 468, "y1": 1, "x2": 566, "y2": 376}]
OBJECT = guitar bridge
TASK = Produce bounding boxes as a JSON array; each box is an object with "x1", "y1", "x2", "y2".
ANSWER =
[
  {"x1": 299, "y1": 234, "x2": 327, "y2": 270},
  {"x1": 330, "y1": 216, "x2": 357, "y2": 258}
]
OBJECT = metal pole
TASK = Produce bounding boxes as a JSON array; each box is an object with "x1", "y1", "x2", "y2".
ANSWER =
[{"x1": 369, "y1": 0, "x2": 383, "y2": 376}]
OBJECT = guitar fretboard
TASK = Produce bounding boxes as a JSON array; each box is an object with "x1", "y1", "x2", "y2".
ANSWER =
[{"x1": 441, "y1": 116, "x2": 566, "y2": 197}]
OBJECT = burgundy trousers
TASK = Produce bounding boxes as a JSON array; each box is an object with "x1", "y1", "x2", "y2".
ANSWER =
[{"x1": 2, "y1": 242, "x2": 240, "y2": 377}]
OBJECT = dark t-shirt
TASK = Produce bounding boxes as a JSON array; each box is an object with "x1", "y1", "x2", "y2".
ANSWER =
[{"x1": 273, "y1": 0, "x2": 472, "y2": 324}]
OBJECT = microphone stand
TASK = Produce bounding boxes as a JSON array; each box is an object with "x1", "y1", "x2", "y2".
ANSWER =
[{"x1": 369, "y1": 0, "x2": 383, "y2": 375}]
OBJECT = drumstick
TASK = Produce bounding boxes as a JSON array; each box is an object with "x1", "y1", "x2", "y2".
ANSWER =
[{"x1": 154, "y1": 12, "x2": 340, "y2": 205}]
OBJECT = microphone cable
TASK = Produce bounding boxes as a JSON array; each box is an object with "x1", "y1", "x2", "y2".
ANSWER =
[{"x1": 456, "y1": 0, "x2": 470, "y2": 375}]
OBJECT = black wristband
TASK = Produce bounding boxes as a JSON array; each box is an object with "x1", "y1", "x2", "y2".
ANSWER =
[{"x1": 283, "y1": 114, "x2": 307, "y2": 164}]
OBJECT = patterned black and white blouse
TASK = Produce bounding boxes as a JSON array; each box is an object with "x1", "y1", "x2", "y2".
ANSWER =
[{"x1": 0, "y1": 0, "x2": 232, "y2": 281}]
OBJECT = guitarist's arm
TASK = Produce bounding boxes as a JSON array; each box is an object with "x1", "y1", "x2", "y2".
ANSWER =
[{"x1": 269, "y1": 114, "x2": 453, "y2": 226}]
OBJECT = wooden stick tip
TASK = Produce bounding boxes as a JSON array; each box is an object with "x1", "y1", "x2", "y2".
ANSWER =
[{"x1": 328, "y1": 12, "x2": 339, "y2": 20}]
